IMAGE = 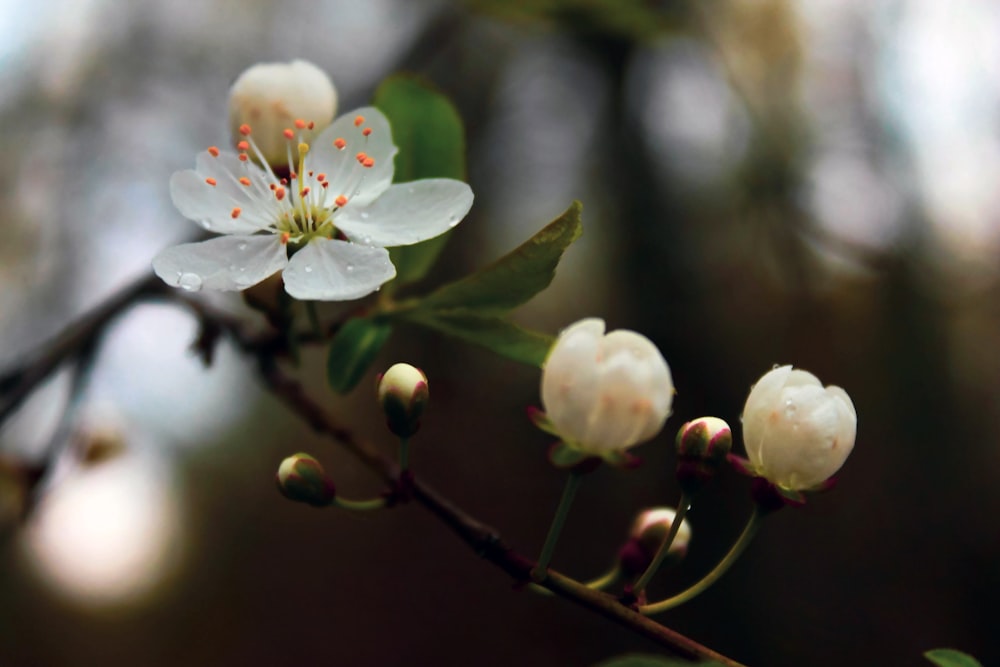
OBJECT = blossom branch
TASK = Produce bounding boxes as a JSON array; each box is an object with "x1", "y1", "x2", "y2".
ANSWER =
[{"x1": 1, "y1": 277, "x2": 746, "y2": 666}]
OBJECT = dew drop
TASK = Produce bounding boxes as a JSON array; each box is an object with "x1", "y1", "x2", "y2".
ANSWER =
[
  {"x1": 448, "y1": 214, "x2": 459, "y2": 228},
  {"x1": 346, "y1": 264, "x2": 355, "y2": 272},
  {"x1": 360, "y1": 211, "x2": 369, "y2": 220},
  {"x1": 178, "y1": 273, "x2": 203, "y2": 292},
  {"x1": 407, "y1": 187, "x2": 415, "y2": 194},
  {"x1": 304, "y1": 265, "x2": 313, "y2": 273},
  {"x1": 362, "y1": 235, "x2": 372, "y2": 245},
  {"x1": 237, "y1": 242, "x2": 248, "y2": 251},
  {"x1": 202, "y1": 221, "x2": 212, "y2": 230}
]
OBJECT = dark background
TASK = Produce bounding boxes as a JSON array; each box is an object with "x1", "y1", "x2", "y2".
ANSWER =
[{"x1": 1, "y1": 1, "x2": 998, "y2": 665}]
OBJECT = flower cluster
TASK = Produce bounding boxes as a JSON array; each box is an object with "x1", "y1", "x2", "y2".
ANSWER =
[{"x1": 154, "y1": 60, "x2": 474, "y2": 301}]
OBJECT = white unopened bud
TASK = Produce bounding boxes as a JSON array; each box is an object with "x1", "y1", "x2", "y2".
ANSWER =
[
  {"x1": 540, "y1": 318, "x2": 674, "y2": 457},
  {"x1": 276, "y1": 453, "x2": 336, "y2": 507},
  {"x1": 741, "y1": 365, "x2": 857, "y2": 490},
  {"x1": 228, "y1": 60, "x2": 337, "y2": 167},
  {"x1": 376, "y1": 363, "x2": 429, "y2": 438},
  {"x1": 618, "y1": 507, "x2": 692, "y2": 576}
]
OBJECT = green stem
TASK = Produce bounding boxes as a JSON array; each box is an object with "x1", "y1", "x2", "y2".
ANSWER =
[
  {"x1": 529, "y1": 565, "x2": 622, "y2": 596},
  {"x1": 531, "y1": 471, "x2": 584, "y2": 581},
  {"x1": 399, "y1": 437, "x2": 410, "y2": 473},
  {"x1": 631, "y1": 493, "x2": 692, "y2": 593},
  {"x1": 641, "y1": 506, "x2": 763, "y2": 615},
  {"x1": 333, "y1": 496, "x2": 388, "y2": 512}
]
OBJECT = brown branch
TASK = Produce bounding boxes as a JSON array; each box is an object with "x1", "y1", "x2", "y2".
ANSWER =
[{"x1": 1, "y1": 274, "x2": 748, "y2": 667}]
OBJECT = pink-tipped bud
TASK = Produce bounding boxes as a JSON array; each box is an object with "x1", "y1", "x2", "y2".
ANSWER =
[
  {"x1": 675, "y1": 416, "x2": 732, "y2": 495},
  {"x1": 376, "y1": 363, "x2": 429, "y2": 438},
  {"x1": 618, "y1": 507, "x2": 692, "y2": 577},
  {"x1": 276, "y1": 453, "x2": 336, "y2": 507}
]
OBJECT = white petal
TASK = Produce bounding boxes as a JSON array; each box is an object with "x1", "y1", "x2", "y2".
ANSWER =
[
  {"x1": 282, "y1": 238, "x2": 395, "y2": 301},
  {"x1": 153, "y1": 235, "x2": 287, "y2": 292},
  {"x1": 307, "y1": 107, "x2": 397, "y2": 209},
  {"x1": 741, "y1": 365, "x2": 792, "y2": 468},
  {"x1": 337, "y1": 180, "x2": 474, "y2": 248},
  {"x1": 171, "y1": 151, "x2": 280, "y2": 234}
]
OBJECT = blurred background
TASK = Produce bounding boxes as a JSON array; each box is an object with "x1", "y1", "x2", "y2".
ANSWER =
[{"x1": 1, "y1": 0, "x2": 999, "y2": 665}]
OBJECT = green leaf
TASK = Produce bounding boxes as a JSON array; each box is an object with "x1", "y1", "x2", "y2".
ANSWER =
[
  {"x1": 416, "y1": 201, "x2": 582, "y2": 314},
  {"x1": 398, "y1": 309, "x2": 554, "y2": 367},
  {"x1": 374, "y1": 74, "x2": 466, "y2": 286},
  {"x1": 925, "y1": 649, "x2": 984, "y2": 667},
  {"x1": 326, "y1": 317, "x2": 393, "y2": 394},
  {"x1": 594, "y1": 655, "x2": 727, "y2": 667}
]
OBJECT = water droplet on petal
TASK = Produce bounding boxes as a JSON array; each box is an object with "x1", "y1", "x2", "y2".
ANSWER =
[
  {"x1": 360, "y1": 211, "x2": 369, "y2": 220},
  {"x1": 407, "y1": 187, "x2": 415, "y2": 194},
  {"x1": 238, "y1": 242, "x2": 248, "y2": 251},
  {"x1": 202, "y1": 221, "x2": 212, "y2": 230},
  {"x1": 448, "y1": 214, "x2": 459, "y2": 228},
  {"x1": 304, "y1": 265, "x2": 313, "y2": 273},
  {"x1": 346, "y1": 264, "x2": 354, "y2": 272},
  {"x1": 362, "y1": 235, "x2": 371, "y2": 245},
  {"x1": 178, "y1": 273, "x2": 203, "y2": 292},
  {"x1": 352, "y1": 189, "x2": 361, "y2": 196},
  {"x1": 235, "y1": 274, "x2": 252, "y2": 286}
]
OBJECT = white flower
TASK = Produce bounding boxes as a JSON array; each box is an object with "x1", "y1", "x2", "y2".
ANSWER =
[
  {"x1": 153, "y1": 106, "x2": 474, "y2": 301},
  {"x1": 741, "y1": 365, "x2": 857, "y2": 490},
  {"x1": 228, "y1": 59, "x2": 338, "y2": 167},
  {"x1": 540, "y1": 318, "x2": 674, "y2": 456}
]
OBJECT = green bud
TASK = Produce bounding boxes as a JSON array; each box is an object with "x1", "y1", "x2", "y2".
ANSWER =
[
  {"x1": 675, "y1": 416, "x2": 732, "y2": 495},
  {"x1": 376, "y1": 363, "x2": 429, "y2": 438},
  {"x1": 276, "y1": 453, "x2": 336, "y2": 507}
]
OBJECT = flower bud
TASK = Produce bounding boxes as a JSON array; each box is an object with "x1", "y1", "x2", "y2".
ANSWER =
[
  {"x1": 276, "y1": 453, "x2": 336, "y2": 507},
  {"x1": 539, "y1": 318, "x2": 674, "y2": 458},
  {"x1": 376, "y1": 363, "x2": 429, "y2": 438},
  {"x1": 228, "y1": 59, "x2": 337, "y2": 168},
  {"x1": 618, "y1": 507, "x2": 692, "y2": 577},
  {"x1": 675, "y1": 417, "x2": 732, "y2": 494},
  {"x1": 741, "y1": 365, "x2": 857, "y2": 491}
]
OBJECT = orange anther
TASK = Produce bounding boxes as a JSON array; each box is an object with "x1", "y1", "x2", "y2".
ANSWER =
[
  {"x1": 238, "y1": 153, "x2": 248, "y2": 162},
  {"x1": 275, "y1": 187, "x2": 286, "y2": 201},
  {"x1": 269, "y1": 183, "x2": 277, "y2": 190},
  {"x1": 362, "y1": 127, "x2": 372, "y2": 137},
  {"x1": 280, "y1": 232, "x2": 291, "y2": 244},
  {"x1": 321, "y1": 182, "x2": 329, "y2": 189},
  {"x1": 281, "y1": 178, "x2": 289, "y2": 185},
  {"x1": 363, "y1": 157, "x2": 375, "y2": 168},
  {"x1": 289, "y1": 172, "x2": 297, "y2": 180},
  {"x1": 356, "y1": 152, "x2": 367, "y2": 163},
  {"x1": 294, "y1": 119, "x2": 307, "y2": 129},
  {"x1": 308, "y1": 121, "x2": 315, "y2": 129},
  {"x1": 300, "y1": 187, "x2": 310, "y2": 197},
  {"x1": 207, "y1": 146, "x2": 220, "y2": 157},
  {"x1": 239, "y1": 124, "x2": 252, "y2": 136},
  {"x1": 308, "y1": 170, "x2": 314, "y2": 177},
  {"x1": 239, "y1": 177, "x2": 251, "y2": 186},
  {"x1": 231, "y1": 207, "x2": 242, "y2": 218},
  {"x1": 237, "y1": 140, "x2": 249, "y2": 151},
  {"x1": 335, "y1": 195, "x2": 348, "y2": 207},
  {"x1": 283, "y1": 128, "x2": 295, "y2": 140},
  {"x1": 334, "y1": 137, "x2": 346, "y2": 150},
  {"x1": 354, "y1": 115, "x2": 364, "y2": 127},
  {"x1": 205, "y1": 177, "x2": 217, "y2": 186},
  {"x1": 317, "y1": 173, "x2": 326, "y2": 181}
]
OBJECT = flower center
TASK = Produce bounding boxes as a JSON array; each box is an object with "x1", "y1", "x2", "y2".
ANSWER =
[{"x1": 203, "y1": 116, "x2": 379, "y2": 244}]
